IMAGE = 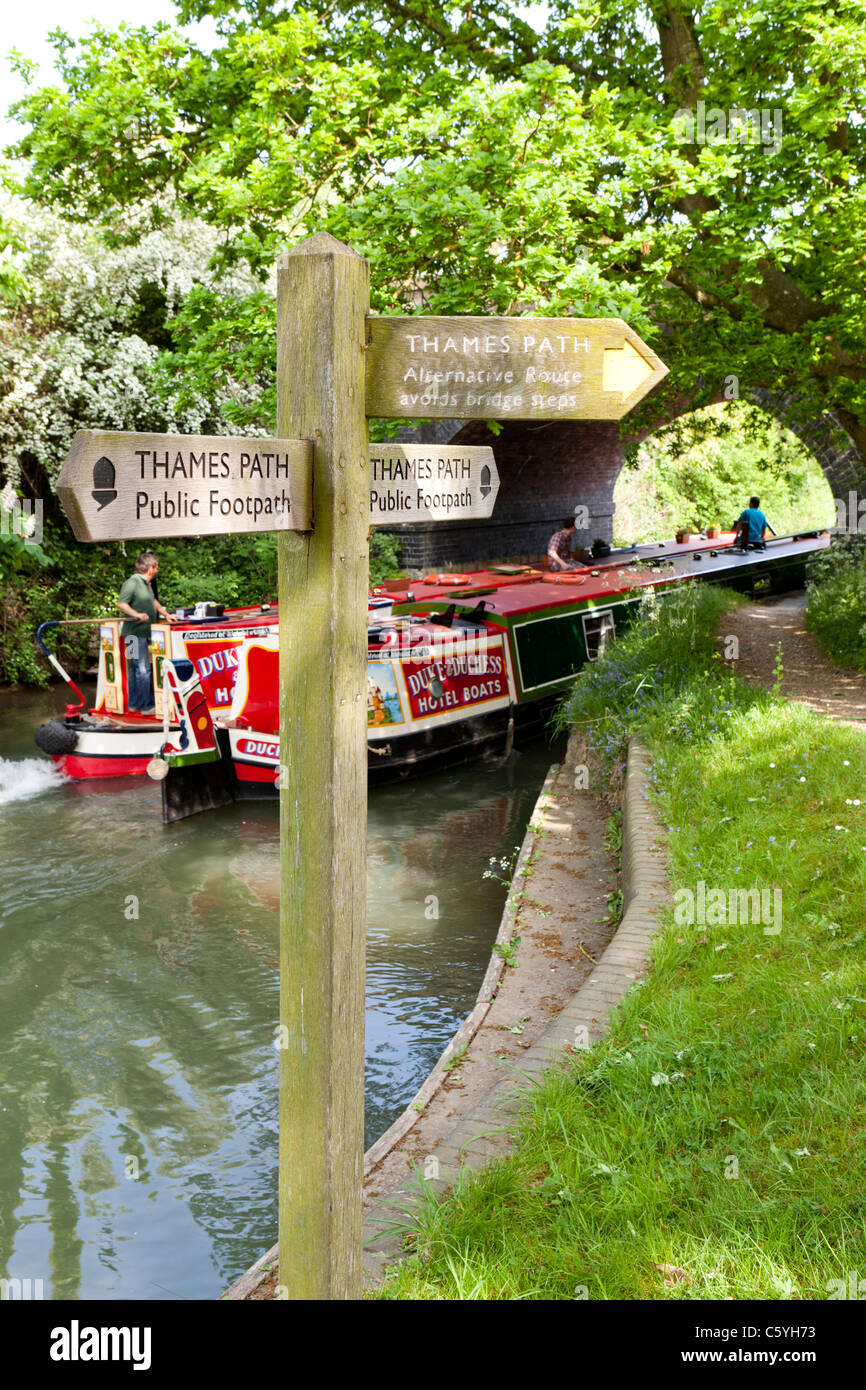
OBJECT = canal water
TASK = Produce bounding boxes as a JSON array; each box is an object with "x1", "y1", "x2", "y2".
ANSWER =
[{"x1": 0, "y1": 687, "x2": 560, "y2": 1300}]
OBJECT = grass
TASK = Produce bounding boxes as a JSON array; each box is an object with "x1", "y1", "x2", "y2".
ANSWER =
[
  {"x1": 805, "y1": 533, "x2": 866, "y2": 672},
  {"x1": 374, "y1": 581, "x2": 866, "y2": 1301}
]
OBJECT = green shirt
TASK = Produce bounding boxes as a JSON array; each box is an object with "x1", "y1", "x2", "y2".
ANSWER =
[{"x1": 118, "y1": 573, "x2": 157, "y2": 638}]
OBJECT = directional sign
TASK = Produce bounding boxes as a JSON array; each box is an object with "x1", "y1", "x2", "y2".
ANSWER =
[
  {"x1": 56, "y1": 430, "x2": 313, "y2": 541},
  {"x1": 369, "y1": 444, "x2": 498, "y2": 523},
  {"x1": 365, "y1": 315, "x2": 668, "y2": 420}
]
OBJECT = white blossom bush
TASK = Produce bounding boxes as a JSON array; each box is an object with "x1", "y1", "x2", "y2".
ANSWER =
[{"x1": 0, "y1": 185, "x2": 266, "y2": 490}]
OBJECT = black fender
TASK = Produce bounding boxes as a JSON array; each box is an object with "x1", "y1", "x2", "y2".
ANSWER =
[{"x1": 34, "y1": 720, "x2": 79, "y2": 756}]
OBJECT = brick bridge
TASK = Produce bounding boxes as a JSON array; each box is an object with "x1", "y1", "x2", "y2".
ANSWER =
[{"x1": 380, "y1": 394, "x2": 863, "y2": 571}]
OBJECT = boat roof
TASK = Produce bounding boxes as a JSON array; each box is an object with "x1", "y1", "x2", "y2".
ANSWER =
[{"x1": 383, "y1": 532, "x2": 830, "y2": 622}]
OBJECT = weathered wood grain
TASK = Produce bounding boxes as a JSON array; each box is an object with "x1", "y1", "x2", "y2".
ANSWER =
[
  {"x1": 365, "y1": 315, "x2": 668, "y2": 420},
  {"x1": 56, "y1": 430, "x2": 313, "y2": 541},
  {"x1": 277, "y1": 232, "x2": 369, "y2": 1300}
]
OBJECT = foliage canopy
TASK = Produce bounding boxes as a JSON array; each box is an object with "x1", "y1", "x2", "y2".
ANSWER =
[{"x1": 5, "y1": 0, "x2": 866, "y2": 455}]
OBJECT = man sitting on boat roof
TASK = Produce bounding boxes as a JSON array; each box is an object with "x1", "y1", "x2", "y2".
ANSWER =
[
  {"x1": 547, "y1": 517, "x2": 581, "y2": 571},
  {"x1": 117, "y1": 552, "x2": 176, "y2": 716},
  {"x1": 734, "y1": 496, "x2": 777, "y2": 551}
]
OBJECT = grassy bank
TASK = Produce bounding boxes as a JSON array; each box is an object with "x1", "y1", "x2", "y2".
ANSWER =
[
  {"x1": 377, "y1": 583, "x2": 866, "y2": 1300},
  {"x1": 805, "y1": 533, "x2": 866, "y2": 673}
]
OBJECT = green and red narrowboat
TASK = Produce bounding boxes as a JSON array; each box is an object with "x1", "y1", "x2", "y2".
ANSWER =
[{"x1": 155, "y1": 527, "x2": 828, "y2": 820}]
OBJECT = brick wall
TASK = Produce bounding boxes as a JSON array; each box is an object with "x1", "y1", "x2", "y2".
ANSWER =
[{"x1": 379, "y1": 418, "x2": 625, "y2": 570}]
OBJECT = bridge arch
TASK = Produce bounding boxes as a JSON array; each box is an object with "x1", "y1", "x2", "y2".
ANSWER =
[{"x1": 380, "y1": 394, "x2": 862, "y2": 571}]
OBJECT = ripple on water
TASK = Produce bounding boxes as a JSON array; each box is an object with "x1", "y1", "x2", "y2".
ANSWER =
[{"x1": 0, "y1": 688, "x2": 561, "y2": 1297}]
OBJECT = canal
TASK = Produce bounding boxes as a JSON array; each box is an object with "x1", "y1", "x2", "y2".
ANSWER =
[{"x1": 0, "y1": 686, "x2": 560, "y2": 1300}]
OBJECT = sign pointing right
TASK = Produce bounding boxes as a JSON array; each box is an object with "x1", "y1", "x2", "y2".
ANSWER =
[
  {"x1": 368, "y1": 443, "x2": 498, "y2": 523},
  {"x1": 365, "y1": 315, "x2": 668, "y2": 421}
]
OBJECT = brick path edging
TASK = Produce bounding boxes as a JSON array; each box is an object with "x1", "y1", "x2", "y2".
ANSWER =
[{"x1": 361, "y1": 734, "x2": 669, "y2": 1285}]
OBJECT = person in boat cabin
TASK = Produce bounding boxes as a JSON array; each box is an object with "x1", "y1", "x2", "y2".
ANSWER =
[
  {"x1": 733, "y1": 496, "x2": 777, "y2": 550},
  {"x1": 547, "y1": 517, "x2": 580, "y2": 571},
  {"x1": 117, "y1": 552, "x2": 176, "y2": 715}
]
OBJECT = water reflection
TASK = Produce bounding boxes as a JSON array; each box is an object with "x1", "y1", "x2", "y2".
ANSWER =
[{"x1": 0, "y1": 688, "x2": 558, "y2": 1298}]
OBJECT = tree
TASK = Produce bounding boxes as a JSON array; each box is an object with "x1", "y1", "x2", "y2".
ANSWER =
[
  {"x1": 0, "y1": 181, "x2": 264, "y2": 496},
  {"x1": 613, "y1": 402, "x2": 835, "y2": 542},
  {"x1": 0, "y1": 184, "x2": 276, "y2": 683},
  {"x1": 6, "y1": 1, "x2": 865, "y2": 460}
]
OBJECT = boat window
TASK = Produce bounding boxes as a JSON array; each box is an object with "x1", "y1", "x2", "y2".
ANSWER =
[
  {"x1": 513, "y1": 612, "x2": 587, "y2": 692},
  {"x1": 582, "y1": 609, "x2": 616, "y2": 661}
]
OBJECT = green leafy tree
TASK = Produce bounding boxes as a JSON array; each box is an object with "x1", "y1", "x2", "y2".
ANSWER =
[
  {"x1": 6, "y1": 1, "x2": 866, "y2": 458},
  {"x1": 614, "y1": 402, "x2": 836, "y2": 541},
  {"x1": 0, "y1": 186, "x2": 264, "y2": 495}
]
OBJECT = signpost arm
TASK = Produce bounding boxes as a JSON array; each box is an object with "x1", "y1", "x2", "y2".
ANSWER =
[{"x1": 277, "y1": 233, "x2": 370, "y2": 1299}]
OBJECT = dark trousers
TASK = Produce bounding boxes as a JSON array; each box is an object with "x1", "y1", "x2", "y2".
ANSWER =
[{"x1": 125, "y1": 635, "x2": 153, "y2": 710}]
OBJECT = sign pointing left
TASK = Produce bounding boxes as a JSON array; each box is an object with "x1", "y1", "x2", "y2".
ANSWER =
[{"x1": 56, "y1": 430, "x2": 314, "y2": 541}]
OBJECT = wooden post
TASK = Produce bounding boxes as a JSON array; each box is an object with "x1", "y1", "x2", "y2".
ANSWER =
[{"x1": 276, "y1": 233, "x2": 370, "y2": 1299}]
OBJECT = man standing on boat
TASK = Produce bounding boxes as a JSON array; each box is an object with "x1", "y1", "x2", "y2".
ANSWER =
[
  {"x1": 734, "y1": 497, "x2": 777, "y2": 551},
  {"x1": 547, "y1": 517, "x2": 581, "y2": 571},
  {"x1": 117, "y1": 552, "x2": 176, "y2": 715}
]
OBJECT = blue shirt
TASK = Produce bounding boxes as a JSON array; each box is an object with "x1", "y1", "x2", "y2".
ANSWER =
[{"x1": 738, "y1": 508, "x2": 771, "y2": 544}]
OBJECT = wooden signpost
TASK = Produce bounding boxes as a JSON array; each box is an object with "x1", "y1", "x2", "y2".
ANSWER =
[
  {"x1": 366, "y1": 315, "x2": 667, "y2": 420},
  {"x1": 53, "y1": 231, "x2": 667, "y2": 1303},
  {"x1": 56, "y1": 430, "x2": 313, "y2": 540},
  {"x1": 276, "y1": 235, "x2": 369, "y2": 1302},
  {"x1": 369, "y1": 443, "x2": 498, "y2": 523}
]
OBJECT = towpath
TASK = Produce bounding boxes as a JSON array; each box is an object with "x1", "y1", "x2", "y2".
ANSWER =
[{"x1": 720, "y1": 592, "x2": 866, "y2": 728}]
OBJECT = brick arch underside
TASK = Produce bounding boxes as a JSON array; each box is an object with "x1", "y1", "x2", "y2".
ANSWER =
[{"x1": 379, "y1": 396, "x2": 863, "y2": 572}]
